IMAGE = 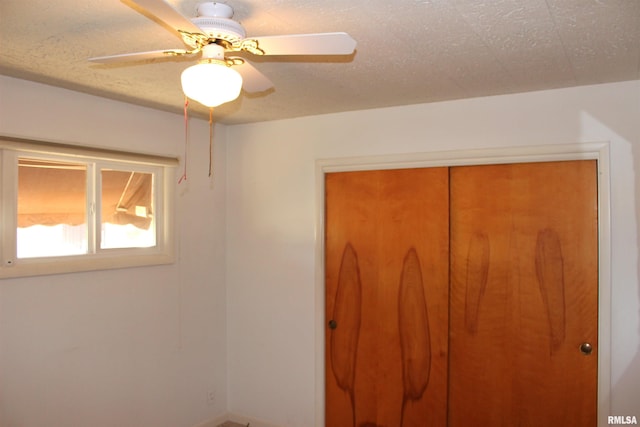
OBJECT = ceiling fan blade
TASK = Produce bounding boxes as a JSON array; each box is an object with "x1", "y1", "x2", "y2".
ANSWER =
[
  {"x1": 125, "y1": 0, "x2": 205, "y2": 37},
  {"x1": 246, "y1": 32, "x2": 356, "y2": 55},
  {"x1": 231, "y1": 59, "x2": 274, "y2": 93},
  {"x1": 89, "y1": 49, "x2": 194, "y2": 63}
]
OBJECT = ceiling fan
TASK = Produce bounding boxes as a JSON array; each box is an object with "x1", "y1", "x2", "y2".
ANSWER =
[{"x1": 90, "y1": 0, "x2": 357, "y2": 107}]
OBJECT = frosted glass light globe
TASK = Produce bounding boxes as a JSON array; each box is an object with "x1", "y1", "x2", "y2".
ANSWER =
[{"x1": 181, "y1": 62, "x2": 243, "y2": 107}]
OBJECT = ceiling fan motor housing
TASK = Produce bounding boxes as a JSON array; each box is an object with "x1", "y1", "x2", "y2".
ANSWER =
[{"x1": 192, "y1": 2, "x2": 246, "y2": 44}]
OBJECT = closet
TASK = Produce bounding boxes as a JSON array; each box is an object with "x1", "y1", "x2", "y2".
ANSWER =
[{"x1": 324, "y1": 161, "x2": 598, "y2": 427}]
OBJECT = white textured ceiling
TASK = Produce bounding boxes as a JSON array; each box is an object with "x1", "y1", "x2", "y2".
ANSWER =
[{"x1": 1, "y1": 0, "x2": 639, "y2": 125}]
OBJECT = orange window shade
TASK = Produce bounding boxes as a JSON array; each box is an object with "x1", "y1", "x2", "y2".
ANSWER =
[
  {"x1": 17, "y1": 159, "x2": 154, "y2": 230},
  {"x1": 18, "y1": 159, "x2": 87, "y2": 227},
  {"x1": 101, "y1": 170, "x2": 153, "y2": 230}
]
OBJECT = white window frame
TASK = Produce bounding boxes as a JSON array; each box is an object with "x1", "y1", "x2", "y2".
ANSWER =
[{"x1": 0, "y1": 136, "x2": 177, "y2": 279}]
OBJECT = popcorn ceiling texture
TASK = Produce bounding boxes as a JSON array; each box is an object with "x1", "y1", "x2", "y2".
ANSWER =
[{"x1": 1, "y1": 0, "x2": 638, "y2": 124}]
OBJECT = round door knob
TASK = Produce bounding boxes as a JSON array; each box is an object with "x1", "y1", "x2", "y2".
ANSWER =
[
  {"x1": 328, "y1": 319, "x2": 337, "y2": 330},
  {"x1": 580, "y1": 342, "x2": 593, "y2": 355}
]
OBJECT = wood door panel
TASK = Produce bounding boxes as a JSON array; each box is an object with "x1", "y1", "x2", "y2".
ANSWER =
[
  {"x1": 448, "y1": 161, "x2": 598, "y2": 427},
  {"x1": 325, "y1": 168, "x2": 450, "y2": 427},
  {"x1": 325, "y1": 161, "x2": 598, "y2": 427}
]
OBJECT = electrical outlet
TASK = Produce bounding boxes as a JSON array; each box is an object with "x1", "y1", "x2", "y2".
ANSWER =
[{"x1": 207, "y1": 390, "x2": 215, "y2": 405}]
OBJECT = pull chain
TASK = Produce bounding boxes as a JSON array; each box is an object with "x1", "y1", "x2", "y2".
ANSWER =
[
  {"x1": 209, "y1": 107, "x2": 214, "y2": 177},
  {"x1": 179, "y1": 96, "x2": 189, "y2": 184}
]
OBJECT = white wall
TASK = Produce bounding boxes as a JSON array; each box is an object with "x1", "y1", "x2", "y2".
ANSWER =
[
  {"x1": 225, "y1": 81, "x2": 640, "y2": 426},
  {"x1": 0, "y1": 76, "x2": 229, "y2": 427},
  {"x1": 1, "y1": 76, "x2": 638, "y2": 427}
]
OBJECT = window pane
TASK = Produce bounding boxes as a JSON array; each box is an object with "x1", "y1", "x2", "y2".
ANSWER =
[
  {"x1": 101, "y1": 169, "x2": 155, "y2": 249},
  {"x1": 17, "y1": 158, "x2": 88, "y2": 258}
]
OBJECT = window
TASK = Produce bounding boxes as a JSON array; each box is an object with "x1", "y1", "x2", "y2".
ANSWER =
[{"x1": 1, "y1": 137, "x2": 177, "y2": 278}]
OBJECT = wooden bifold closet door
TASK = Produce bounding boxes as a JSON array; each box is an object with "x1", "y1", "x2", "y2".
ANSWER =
[{"x1": 324, "y1": 161, "x2": 598, "y2": 427}]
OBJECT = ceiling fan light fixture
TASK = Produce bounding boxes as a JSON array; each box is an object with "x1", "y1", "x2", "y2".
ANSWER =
[{"x1": 181, "y1": 60, "x2": 243, "y2": 108}]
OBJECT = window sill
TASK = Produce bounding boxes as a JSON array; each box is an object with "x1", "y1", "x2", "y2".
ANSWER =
[{"x1": 0, "y1": 252, "x2": 175, "y2": 279}]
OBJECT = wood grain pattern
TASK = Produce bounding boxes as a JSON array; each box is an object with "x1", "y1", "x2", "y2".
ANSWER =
[
  {"x1": 325, "y1": 168, "x2": 449, "y2": 427},
  {"x1": 464, "y1": 233, "x2": 490, "y2": 334},
  {"x1": 330, "y1": 243, "x2": 362, "y2": 425},
  {"x1": 449, "y1": 160, "x2": 598, "y2": 427},
  {"x1": 326, "y1": 161, "x2": 597, "y2": 427},
  {"x1": 535, "y1": 228, "x2": 566, "y2": 354},
  {"x1": 398, "y1": 248, "x2": 432, "y2": 426}
]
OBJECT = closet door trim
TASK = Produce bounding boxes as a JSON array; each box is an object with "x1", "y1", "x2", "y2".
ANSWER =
[{"x1": 314, "y1": 142, "x2": 611, "y2": 427}]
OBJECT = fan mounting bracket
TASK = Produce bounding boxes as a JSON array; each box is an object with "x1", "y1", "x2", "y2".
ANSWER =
[{"x1": 236, "y1": 38, "x2": 265, "y2": 55}]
